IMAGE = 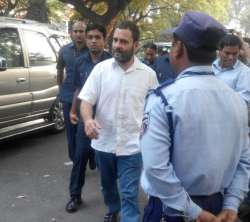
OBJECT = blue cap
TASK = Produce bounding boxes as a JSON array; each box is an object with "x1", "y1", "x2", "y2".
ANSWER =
[{"x1": 165, "y1": 11, "x2": 226, "y2": 50}]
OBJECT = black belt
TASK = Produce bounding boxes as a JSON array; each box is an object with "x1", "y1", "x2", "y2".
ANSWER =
[{"x1": 149, "y1": 192, "x2": 222, "y2": 217}]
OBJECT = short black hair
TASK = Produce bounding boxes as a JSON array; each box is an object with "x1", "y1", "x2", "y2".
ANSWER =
[
  {"x1": 174, "y1": 33, "x2": 217, "y2": 64},
  {"x1": 144, "y1": 42, "x2": 157, "y2": 51},
  {"x1": 86, "y1": 23, "x2": 107, "y2": 39},
  {"x1": 116, "y1": 21, "x2": 140, "y2": 42},
  {"x1": 219, "y1": 34, "x2": 242, "y2": 50}
]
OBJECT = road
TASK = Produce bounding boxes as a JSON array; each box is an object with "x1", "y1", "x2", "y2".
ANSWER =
[
  {"x1": 0, "y1": 131, "x2": 148, "y2": 222},
  {"x1": 0, "y1": 130, "x2": 244, "y2": 222}
]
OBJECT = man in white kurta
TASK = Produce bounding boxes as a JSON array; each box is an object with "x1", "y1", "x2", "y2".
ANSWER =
[{"x1": 78, "y1": 21, "x2": 158, "y2": 222}]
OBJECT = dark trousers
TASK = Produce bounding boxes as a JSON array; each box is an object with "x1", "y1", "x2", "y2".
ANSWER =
[
  {"x1": 143, "y1": 193, "x2": 223, "y2": 222},
  {"x1": 69, "y1": 121, "x2": 94, "y2": 197},
  {"x1": 62, "y1": 102, "x2": 77, "y2": 161}
]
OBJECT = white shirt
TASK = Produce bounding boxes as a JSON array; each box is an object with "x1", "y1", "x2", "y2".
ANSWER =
[
  {"x1": 212, "y1": 59, "x2": 250, "y2": 104},
  {"x1": 78, "y1": 57, "x2": 158, "y2": 155}
]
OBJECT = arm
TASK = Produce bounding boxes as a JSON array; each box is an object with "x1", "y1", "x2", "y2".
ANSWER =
[
  {"x1": 57, "y1": 69, "x2": 64, "y2": 86},
  {"x1": 78, "y1": 63, "x2": 102, "y2": 139},
  {"x1": 80, "y1": 100, "x2": 100, "y2": 139},
  {"x1": 235, "y1": 66, "x2": 250, "y2": 104},
  {"x1": 56, "y1": 48, "x2": 65, "y2": 86},
  {"x1": 70, "y1": 58, "x2": 82, "y2": 124},
  {"x1": 70, "y1": 88, "x2": 80, "y2": 125},
  {"x1": 222, "y1": 129, "x2": 250, "y2": 211},
  {"x1": 217, "y1": 137, "x2": 250, "y2": 222},
  {"x1": 141, "y1": 95, "x2": 203, "y2": 220}
]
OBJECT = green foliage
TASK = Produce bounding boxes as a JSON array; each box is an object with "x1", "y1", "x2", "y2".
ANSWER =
[
  {"x1": 47, "y1": 0, "x2": 69, "y2": 22},
  {"x1": 0, "y1": 0, "x2": 231, "y2": 38},
  {"x1": 116, "y1": 0, "x2": 230, "y2": 42}
]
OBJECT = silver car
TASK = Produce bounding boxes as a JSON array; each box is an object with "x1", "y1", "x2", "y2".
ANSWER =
[{"x1": 0, "y1": 17, "x2": 69, "y2": 140}]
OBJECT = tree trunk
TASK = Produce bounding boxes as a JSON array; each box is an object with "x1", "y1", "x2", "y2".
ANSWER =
[{"x1": 25, "y1": 0, "x2": 48, "y2": 23}]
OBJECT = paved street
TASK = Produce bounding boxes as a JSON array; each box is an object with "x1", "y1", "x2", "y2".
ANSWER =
[
  {"x1": 0, "y1": 130, "x2": 244, "y2": 222},
  {"x1": 0, "y1": 130, "x2": 146, "y2": 222}
]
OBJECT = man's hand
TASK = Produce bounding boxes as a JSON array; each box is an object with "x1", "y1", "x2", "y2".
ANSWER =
[
  {"x1": 216, "y1": 209, "x2": 238, "y2": 222},
  {"x1": 85, "y1": 119, "x2": 101, "y2": 139},
  {"x1": 70, "y1": 110, "x2": 79, "y2": 125},
  {"x1": 196, "y1": 210, "x2": 219, "y2": 222}
]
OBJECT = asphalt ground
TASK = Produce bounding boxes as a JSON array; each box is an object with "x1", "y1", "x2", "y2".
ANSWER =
[{"x1": 0, "y1": 131, "x2": 148, "y2": 222}]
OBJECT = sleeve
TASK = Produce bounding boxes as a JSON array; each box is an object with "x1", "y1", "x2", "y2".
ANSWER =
[
  {"x1": 223, "y1": 116, "x2": 250, "y2": 212},
  {"x1": 56, "y1": 47, "x2": 65, "y2": 70},
  {"x1": 149, "y1": 70, "x2": 159, "y2": 89},
  {"x1": 73, "y1": 58, "x2": 81, "y2": 89},
  {"x1": 236, "y1": 67, "x2": 250, "y2": 104},
  {"x1": 78, "y1": 63, "x2": 101, "y2": 106},
  {"x1": 140, "y1": 95, "x2": 202, "y2": 220}
]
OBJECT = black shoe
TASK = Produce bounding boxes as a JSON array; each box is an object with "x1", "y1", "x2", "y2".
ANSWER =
[
  {"x1": 103, "y1": 213, "x2": 118, "y2": 222},
  {"x1": 238, "y1": 202, "x2": 250, "y2": 222},
  {"x1": 65, "y1": 197, "x2": 82, "y2": 213},
  {"x1": 88, "y1": 156, "x2": 96, "y2": 170}
]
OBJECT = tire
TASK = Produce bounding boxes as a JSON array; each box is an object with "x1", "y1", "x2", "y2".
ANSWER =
[{"x1": 47, "y1": 99, "x2": 65, "y2": 133}]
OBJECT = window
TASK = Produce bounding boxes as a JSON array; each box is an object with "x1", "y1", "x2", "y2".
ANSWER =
[
  {"x1": 0, "y1": 28, "x2": 24, "y2": 68},
  {"x1": 49, "y1": 37, "x2": 61, "y2": 53},
  {"x1": 23, "y1": 30, "x2": 56, "y2": 66},
  {"x1": 49, "y1": 35, "x2": 70, "y2": 54}
]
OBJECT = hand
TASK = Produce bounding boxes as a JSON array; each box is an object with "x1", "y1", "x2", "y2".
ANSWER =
[
  {"x1": 70, "y1": 110, "x2": 78, "y2": 125},
  {"x1": 85, "y1": 119, "x2": 101, "y2": 139},
  {"x1": 216, "y1": 209, "x2": 237, "y2": 222},
  {"x1": 196, "y1": 210, "x2": 219, "y2": 222}
]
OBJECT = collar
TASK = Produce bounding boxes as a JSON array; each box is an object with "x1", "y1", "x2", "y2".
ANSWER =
[
  {"x1": 81, "y1": 50, "x2": 111, "y2": 63},
  {"x1": 69, "y1": 42, "x2": 75, "y2": 48},
  {"x1": 176, "y1": 65, "x2": 213, "y2": 80},
  {"x1": 163, "y1": 55, "x2": 170, "y2": 62},
  {"x1": 112, "y1": 56, "x2": 145, "y2": 72},
  {"x1": 69, "y1": 42, "x2": 86, "y2": 52},
  {"x1": 212, "y1": 58, "x2": 239, "y2": 71}
]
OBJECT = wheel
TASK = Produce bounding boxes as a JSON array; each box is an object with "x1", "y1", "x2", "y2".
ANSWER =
[{"x1": 47, "y1": 99, "x2": 65, "y2": 133}]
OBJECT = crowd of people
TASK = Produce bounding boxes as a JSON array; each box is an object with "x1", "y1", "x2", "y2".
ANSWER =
[{"x1": 56, "y1": 11, "x2": 250, "y2": 222}]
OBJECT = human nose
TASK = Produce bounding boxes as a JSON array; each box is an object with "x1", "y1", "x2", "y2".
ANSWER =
[{"x1": 228, "y1": 54, "x2": 234, "y2": 60}]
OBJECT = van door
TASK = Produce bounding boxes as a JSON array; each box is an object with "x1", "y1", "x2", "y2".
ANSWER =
[
  {"x1": 22, "y1": 29, "x2": 58, "y2": 114},
  {"x1": 0, "y1": 27, "x2": 31, "y2": 125}
]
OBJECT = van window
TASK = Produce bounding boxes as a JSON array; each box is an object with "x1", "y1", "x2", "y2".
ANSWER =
[
  {"x1": 49, "y1": 35, "x2": 70, "y2": 54},
  {"x1": 23, "y1": 30, "x2": 56, "y2": 66},
  {"x1": 0, "y1": 28, "x2": 24, "y2": 68},
  {"x1": 49, "y1": 37, "x2": 60, "y2": 53}
]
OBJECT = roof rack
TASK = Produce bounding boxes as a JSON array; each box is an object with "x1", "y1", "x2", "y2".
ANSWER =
[{"x1": 0, "y1": 16, "x2": 39, "y2": 24}]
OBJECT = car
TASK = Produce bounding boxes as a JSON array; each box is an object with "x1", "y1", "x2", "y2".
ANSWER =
[{"x1": 0, "y1": 17, "x2": 70, "y2": 140}]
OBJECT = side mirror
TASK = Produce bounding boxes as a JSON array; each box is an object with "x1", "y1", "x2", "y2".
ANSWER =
[{"x1": 0, "y1": 56, "x2": 7, "y2": 71}]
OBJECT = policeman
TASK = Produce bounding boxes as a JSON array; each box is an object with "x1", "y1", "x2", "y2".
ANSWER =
[{"x1": 140, "y1": 11, "x2": 250, "y2": 222}]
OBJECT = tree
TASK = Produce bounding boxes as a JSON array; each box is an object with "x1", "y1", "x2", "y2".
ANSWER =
[
  {"x1": 0, "y1": 0, "x2": 230, "y2": 36},
  {"x1": 25, "y1": 0, "x2": 48, "y2": 22},
  {"x1": 229, "y1": 0, "x2": 250, "y2": 35},
  {"x1": 0, "y1": 0, "x2": 27, "y2": 16},
  {"x1": 0, "y1": 0, "x2": 48, "y2": 22},
  {"x1": 58, "y1": 0, "x2": 133, "y2": 25},
  {"x1": 117, "y1": 0, "x2": 230, "y2": 42}
]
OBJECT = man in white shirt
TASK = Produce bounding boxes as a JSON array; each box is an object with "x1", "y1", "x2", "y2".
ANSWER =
[
  {"x1": 78, "y1": 21, "x2": 158, "y2": 222},
  {"x1": 212, "y1": 34, "x2": 250, "y2": 104}
]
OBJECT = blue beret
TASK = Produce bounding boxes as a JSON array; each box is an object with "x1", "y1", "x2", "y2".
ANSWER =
[{"x1": 166, "y1": 11, "x2": 226, "y2": 50}]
